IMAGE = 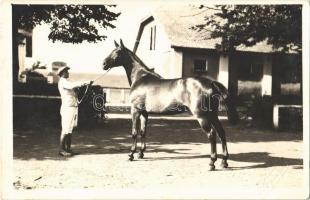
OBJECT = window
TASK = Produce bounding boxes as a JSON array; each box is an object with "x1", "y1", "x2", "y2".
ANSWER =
[
  {"x1": 278, "y1": 56, "x2": 301, "y2": 83},
  {"x1": 150, "y1": 25, "x2": 156, "y2": 50},
  {"x1": 194, "y1": 59, "x2": 208, "y2": 73},
  {"x1": 238, "y1": 58, "x2": 263, "y2": 81}
]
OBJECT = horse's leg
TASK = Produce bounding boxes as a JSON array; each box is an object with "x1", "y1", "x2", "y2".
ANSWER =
[
  {"x1": 197, "y1": 117, "x2": 217, "y2": 171},
  {"x1": 211, "y1": 116, "x2": 229, "y2": 168},
  {"x1": 129, "y1": 108, "x2": 141, "y2": 161},
  {"x1": 138, "y1": 111, "x2": 148, "y2": 159}
]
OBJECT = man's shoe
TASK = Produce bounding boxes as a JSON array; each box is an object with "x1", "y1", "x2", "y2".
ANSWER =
[
  {"x1": 67, "y1": 149, "x2": 76, "y2": 155},
  {"x1": 58, "y1": 150, "x2": 73, "y2": 157}
]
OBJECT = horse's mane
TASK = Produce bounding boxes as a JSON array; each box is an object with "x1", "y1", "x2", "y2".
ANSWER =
[{"x1": 128, "y1": 50, "x2": 162, "y2": 79}]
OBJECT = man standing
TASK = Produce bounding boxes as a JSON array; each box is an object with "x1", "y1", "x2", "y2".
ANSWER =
[{"x1": 57, "y1": 65, "x2": 93, "y2": 156}]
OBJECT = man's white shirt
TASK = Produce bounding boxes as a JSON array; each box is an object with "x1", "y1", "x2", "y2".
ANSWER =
[{"x1": 58, "y1": 77, "x2": 86, "y2": 107}]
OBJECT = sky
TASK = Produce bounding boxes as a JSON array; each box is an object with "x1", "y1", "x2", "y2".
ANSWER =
[{"x1": 30, "y1": 2, "x2": 159, "y2": 74}]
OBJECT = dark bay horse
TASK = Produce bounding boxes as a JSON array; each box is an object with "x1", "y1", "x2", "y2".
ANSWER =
[{"x1": 103, "y1": 40, "x2": 239, "y2": 170}]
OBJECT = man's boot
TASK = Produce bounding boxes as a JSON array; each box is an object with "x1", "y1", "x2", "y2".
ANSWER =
[
  {"x1": 59, "y1": 134, "x2": 72, "y2": 157},
  {"x1": 66, "y1": 134, "x2": 74, "y2": 155}
]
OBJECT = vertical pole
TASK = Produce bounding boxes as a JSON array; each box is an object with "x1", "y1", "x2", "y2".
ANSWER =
[
  {"x1": 172, "y1": 49, "x2": 183, "y2": 78},
  {"x1": 261, "y1": 55, "x2": 273, "y2": 127},
  {"x1": 218, "y1": 55, "x2": 229, "y2": 88},
  {"x1": 120, "y1": 89, "x2": 125, "y2": 103},
  {"x1": 105, "y1": 88, "x2": 110, "y2": 103},
  {"x1": 262, "y1": 55, "x2": 272, "y2": 96}
]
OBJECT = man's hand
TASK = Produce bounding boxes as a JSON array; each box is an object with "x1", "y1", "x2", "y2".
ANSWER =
[{"x1": 81, "y1": 81, "x2": 93, "y2": 87}]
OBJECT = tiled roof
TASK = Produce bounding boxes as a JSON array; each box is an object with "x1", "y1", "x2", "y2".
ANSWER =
[{"x1": 153, "y1": 5, "x2": 220, "y2": 49}]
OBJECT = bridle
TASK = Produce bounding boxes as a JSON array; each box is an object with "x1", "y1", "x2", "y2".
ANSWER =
[{"x1": 77, "y1": 68, "x2": 111, "y2": 105}]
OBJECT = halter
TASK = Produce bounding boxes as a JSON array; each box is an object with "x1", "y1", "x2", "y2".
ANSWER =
[{"x1": 77, "y1": 68, "x2": 111, "y2": 105}]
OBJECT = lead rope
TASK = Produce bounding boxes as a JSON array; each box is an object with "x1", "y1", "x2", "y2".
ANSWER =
[
  {"x1": 92, "y1": 68, "x2": 111, "y2": 83},
  {"x1": 77, "y1": 68, "x2": 111, "y2": 105}
]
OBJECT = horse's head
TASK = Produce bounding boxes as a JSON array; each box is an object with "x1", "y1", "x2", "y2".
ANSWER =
[{"x1": 103, "y1": 39, "x2": 127, "y2": 70}]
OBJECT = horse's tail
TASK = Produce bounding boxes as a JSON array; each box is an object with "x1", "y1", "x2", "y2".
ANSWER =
[{"x1": 211, "y1": 81, "x2": 239, "y2": 125}]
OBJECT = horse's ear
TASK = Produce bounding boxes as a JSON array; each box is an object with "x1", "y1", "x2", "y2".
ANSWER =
[
  {"x1": 114, "y1": 40, "x2": 119, "y2": 47},
  {"x1": 120, "y1": 39, "x2": 125, "y2": 48}
]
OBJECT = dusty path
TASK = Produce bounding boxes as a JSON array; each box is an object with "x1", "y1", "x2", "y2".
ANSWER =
[{"x1": 12, "y1": 116, "x2": 305, "y2": 199}]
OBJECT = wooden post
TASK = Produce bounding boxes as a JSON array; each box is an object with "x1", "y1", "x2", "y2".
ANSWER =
[
  {"x1": 273, "y1": 104, "x2": 280, "y2": 130},
  {"x1": 218, "y1": 55, "x2": 229, "y2": 88},
  {"x1": 261, "y1": 55, "x2": 274, "y2": 127},
  {"x1": 105, "y1": 88, "x2": 110, "y2": 103},
  {"x1": 171, "y1": 49, "x2": 183, "y2": 78},
  {"x1": 120, "y1": 89, "x2": 125, "y2": 103},
  {"x1": 262, "y1": 55, "x2": 272, "y2": 96},
  {"x1": 18, "y1": 42, "x2": 26, "y2": 79}
]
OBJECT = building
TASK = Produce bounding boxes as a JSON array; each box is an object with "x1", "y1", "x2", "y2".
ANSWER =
[
  {"x1": 134, "y1": 5, "x2": 301, "y2": 97},
  {"x1": 133, "y1": 5, "x2": 302, "y2": 128}
]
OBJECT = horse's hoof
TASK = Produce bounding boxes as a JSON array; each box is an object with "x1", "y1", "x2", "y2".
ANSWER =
[
  {"x1": 138, "y1": 153, "x2": 144, "y2": 159},
  {"x1": 128, "y1": 154, "x2": 134, "y2": 161},
  {"x1": 221, "y1": 161, "x2": 228, "y2": 168},
  {"x1": 209, "y1": 165, "x2": 216, "y2": 171}
]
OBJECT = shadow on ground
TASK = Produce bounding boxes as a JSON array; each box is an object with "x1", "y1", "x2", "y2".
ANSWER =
[
  {"x1": 13, "y1": 118, "x2": 302, "y2": 169},
  {"x1": 141, "y1": 152, "x2": 302, "y2": 171}
]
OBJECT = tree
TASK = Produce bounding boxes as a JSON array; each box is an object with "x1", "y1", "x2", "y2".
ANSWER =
[
  {"x1": 192, "y1": 5, "x2": 302, "y2": 53},
  {"x1": 12, "y1": 4, "x2": 120, "y2": 83}
]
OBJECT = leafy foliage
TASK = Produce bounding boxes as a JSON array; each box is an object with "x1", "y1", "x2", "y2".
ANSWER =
[
  {"x1": 192, "y1": 5, "x2": 302, "y2": 53},
  {"x1": 13, "y1": 4, "x2": 120, "y2": 43}
]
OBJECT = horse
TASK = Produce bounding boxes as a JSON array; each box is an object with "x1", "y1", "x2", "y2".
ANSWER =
[{"x1": 102, "y1": 39, "x2": 239, "y2": 170}]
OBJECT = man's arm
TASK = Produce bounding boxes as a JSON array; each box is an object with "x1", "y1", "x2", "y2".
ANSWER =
[{"x1": 62, "y1": 79, "x2": 91, "y2": 90}]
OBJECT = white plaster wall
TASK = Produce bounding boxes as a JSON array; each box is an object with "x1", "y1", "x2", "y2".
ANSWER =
[{"x1": 136, "y1": 20, "x2": 179, "y2": 78}]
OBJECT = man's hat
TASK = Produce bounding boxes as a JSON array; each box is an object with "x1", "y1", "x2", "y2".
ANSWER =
[{"x1": 57, "y1": 66, "x2": 70, "y2": 76}]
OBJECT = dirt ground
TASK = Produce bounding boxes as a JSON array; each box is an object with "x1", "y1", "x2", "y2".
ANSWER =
[{"x1": 12, "y1": 115, "x2": 306, "y2": 199}]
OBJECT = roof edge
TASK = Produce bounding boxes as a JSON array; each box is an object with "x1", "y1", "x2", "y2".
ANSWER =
[{"x1": 171, "y1": 44, "x2": 299, "y2": 55}]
